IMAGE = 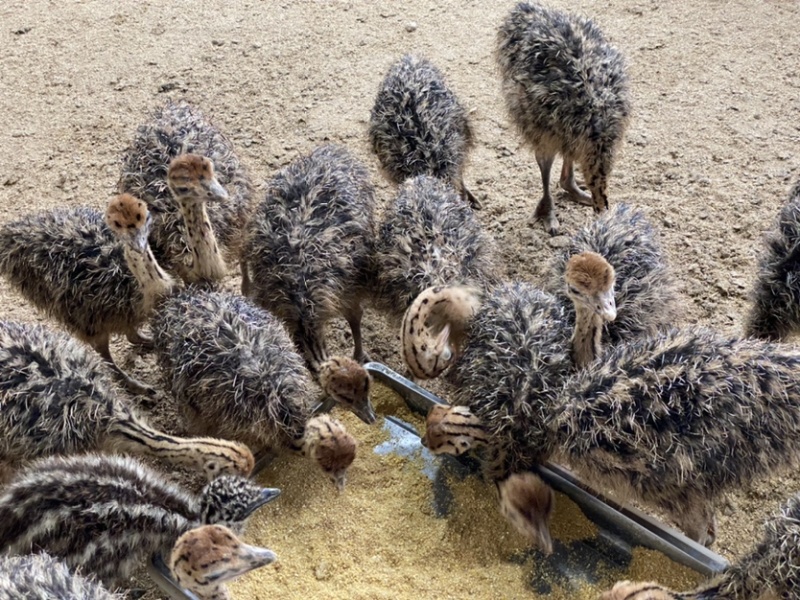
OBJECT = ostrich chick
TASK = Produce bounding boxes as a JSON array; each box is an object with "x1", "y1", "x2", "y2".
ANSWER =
[
  {"x1": 114, "y1": 155, "x2": 230, "y2": 290},
  {"x1": 163, "y1": 153, "x2": 230, "y2": 285},
  {"x1": 375, "y1": 175, "x2": 499, "y2": 327},
  {"x1": 401, "y1": 285, "x2": 483, "y2": 380},
  {"x1": 498, "y1": 473, "x2": 555, "y2": 555},
  {"x1": 243, "y1": 144, "x2": 376, "y2": 410},
  {"x1": 420, "y1": 273, "x2": 800, "y2": 547},
  {"x1": 171, "y1": 525, "x2": 277, "y2": 600},
  {"x1": 0, "y1": 454, "x2": 279, "y2": 588},
  {"x1": 547, "y1": 203, "x2": 680, "y2": 354},
  {"x1": 118, "y1": 100, "x2": 254, "y2": 286},
  {"x1": 563, "y1": 251, "x2": 617, "y2": 368},
  {"x1": 296, "y1": 414, "x2": 356, "y2": 492},
  {"x1": 152, "y1": 289, "x2": 361, "y2": 489},
  {"x1": 369, "y1": 55, "x2": 480, "y2": 209},
  {"x1": 601, "y1": 491, "x2": 800, "y2": 600},
  {"x1": 0, "y1": 320, "x2": 254, "y2": 482},
  {"x1": 437, "y1": 328, "x2": 800, "y2": 548},
  {"x1": 746, "y1": 180, "x2": 800, "y2": 341},
  {"x1": 496, "y1": 2, "x2": 631, "y2": 234},
  {"x1": 0, "y1": 198, "x2": 177, "y2": 394},
  {"x1": 412, "y1": 282, "x2": 572, "y2": 552},
  {"x1": 0, "y1": 553, "x2": 124, "y2": 600},
  {"x1": 105, "y1": 193, "x2": 177, "y2": 322}
]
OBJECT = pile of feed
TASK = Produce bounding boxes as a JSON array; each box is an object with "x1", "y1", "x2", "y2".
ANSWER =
[{"x1": 230, "y1": 383, "x2": 702, "y2": 599}]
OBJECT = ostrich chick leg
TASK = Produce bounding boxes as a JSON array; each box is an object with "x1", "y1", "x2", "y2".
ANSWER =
[{"x1": 560, "y1": 158, "x2": 593, "y2": 206}]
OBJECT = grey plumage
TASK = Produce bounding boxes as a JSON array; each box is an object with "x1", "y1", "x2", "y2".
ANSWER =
[
  {"x1": 448, "y1": 282, "x2": 573, "y2": 478},
  {"x1": 546, "y1": 203, "x2": 680, "y2": 346},
  {"x1": 496, "y1": 2, "x2": 630, "y2": 234},
  {"x1": 745, "y1": 181, "x2": 800, "y2": 341},
  {"x1": 0, "y1": 454, "x2": 275, "y2": 588},
  {"x1": 118, "y1": 100, "x2": 253, "y2": 281},
  {"x1": 243, "y1": 144, "x2": 376, "y2": 371},
  {"x1": 551, "y1": 327, "x2": 800, "y2": 544},
  {"x1": 152, "y1": 289, "x2": 314, "y2": 450},
  {"x1": 0, "y1": 553, "x2": 121, "y2": 600},
  {"x1": 602, "y1": 492, "x2": 800, "y2": 599},
  {"x1": 151, "y1": 290, "x2": 359, "y2": 488},
  {"x1": 0, "y1": 206, "x2": 146, "y2": 349},
  {"x1": 450, "y1": 300, "x2": 800, "y2": 545},
  {"x1": 698, "y1": 492, "x2": 800, "y2": 599},
  {"x1": 369, "y1": 54, "x2": 480, "y2": 208},
  {"x1": 0, "y1": 196, "x2": 179, "y2": 395},
  {"x1": 0, "y1": 320, "x2": 254, "y2": 480},
  {"x1": 375, "y1": 175, "x2": 499, "y2": 323}
]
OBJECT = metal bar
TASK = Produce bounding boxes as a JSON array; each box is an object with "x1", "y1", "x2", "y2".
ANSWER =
[
  {"x1": 537, "y1": 464, "x2": 727, "y2": 576},
  {"x1": 365, "y1": 362, "x2": 447, "y2": 414}
]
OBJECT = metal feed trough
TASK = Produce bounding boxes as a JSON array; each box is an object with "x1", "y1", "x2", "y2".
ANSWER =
[{"x1": 149, "y1": 362, "x2": 728, "y2": 598}]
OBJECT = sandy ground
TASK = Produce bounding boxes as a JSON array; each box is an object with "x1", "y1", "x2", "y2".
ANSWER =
[{"x1": 1, "y1": 0, "x2": 799, "y2": 597}]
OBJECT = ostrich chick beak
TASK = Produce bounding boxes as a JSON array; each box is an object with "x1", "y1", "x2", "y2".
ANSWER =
[
  {"x1": 333, "y1": 470, "x2": 347, "y2": 493},
  {"x1": 598, "y1": 288, "x2": 617, "y2": 322}
]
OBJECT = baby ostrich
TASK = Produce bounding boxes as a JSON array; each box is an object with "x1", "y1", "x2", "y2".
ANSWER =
[
  {"x1": 152, "y1": 289, "x2": 362, "y2": 490},
  {"x1": 496, "y1": 2, "x2": 631, "y2": 234},
  {"x1": 548, "y1": 326, "x2": 800, "y2": 546},
  {"x1": 369, "y1": 54, "x2": 481, "y2": 209},
  {"x1": 413, "y1": 261, "x2": 800, "y2": 549},
  {"x1": 403, "y1": 255, "x2": 613, "y2": 378},
  {"x1": 0, "y1": 319, "x2": 254, "y2": 482},
  {"x1": 0, "y1": 197, "x2": 178, "y2": 394},
  {"x1": 423, "y1": 406, "x2": 556, "y2": 549},
  {"x1": 401, "y1": 285, "x2": 484, "y2": 380},
  {"x1": 745, "y1": 180, "x2": 800, "y2": 341},
  {"x1": 375, "y1": 175, "x2": 499, "y2": 328},
  {"x1": 0, "y1": 553, "x2": 123, "y2": 600},
  {"x1": 0, "y1": 534, "x2": 274, "y2": 600},
  {"x1": 243, "y1": 144, "x2": 376, "y2": 392},
  {"x1": 161, "y1": 153, "x2": 230, "y2": 285},
  {"x1": 562, "y1": 251, "x2": 617, "y2": 367},
  {"x1": 0, "y1": 453, "x2": 279, "y2": 589},
  {"x1": 426, "y1": 313, "x2": 800, "y2": 548},
  {"x1": 114, "y1": 156, "x2": 233, "y2": 286},
  {"x1": 415, "y1": 282, "x2": 572, "y2": 550},
  {"x1": 118, "y1": 99, "x2": 254, "y2": 286},
  {"x1": 601, "y1": 492, "x2": 800, "y2": 600},
  {"x1": 170, "y1": 525, "x2": 277, "y2": 600},
  {"x1": 547, "y1": 203, "x2": 681, "y2": 355}
]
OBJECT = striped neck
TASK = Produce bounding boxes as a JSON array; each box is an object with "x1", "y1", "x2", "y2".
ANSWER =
[
  {"x1": 178, "y1": 201, "x2": 227, "y2": 285},
  {"x1": 401, "y1": 286, "x2": 470, "y2": 380},
  {"x1": 123, "y1": 245, "x2": 177, "y2": 314},
  {"x1": 572, "y1": 304, "x2": 604, "y2": 369},
  {"x1": 106, "y1": 412, "x2": 252, "y2": 479}
]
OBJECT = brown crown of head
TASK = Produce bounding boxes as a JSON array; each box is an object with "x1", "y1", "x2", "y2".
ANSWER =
[
  {"x1": 565, "y1": 251, "x2": 615, "y2": 294},
  {"x1": 105, "y1": 193, "x2": 148, "y2": 231},
  {"x1": 324, "y1": 356, "x2": 370, "y2": 389},
  {"x1": 315, "y1": 428, "x2": 357, "y2": 473},
  {"x1": 168, "y1": 154, "x2": 215, "y2": 184}
]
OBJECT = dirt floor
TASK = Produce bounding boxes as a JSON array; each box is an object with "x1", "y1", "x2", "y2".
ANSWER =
[{"x1": 0, "y1": 0, "x2": 799, "y2": 597}]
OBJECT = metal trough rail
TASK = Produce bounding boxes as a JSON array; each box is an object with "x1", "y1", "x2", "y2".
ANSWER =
[{"x1": 149, "y1": 361, "x2": 728, "y2": 598}]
